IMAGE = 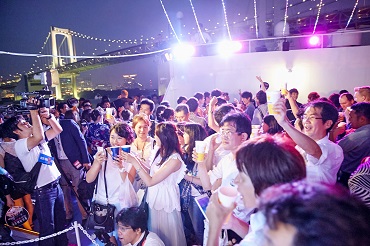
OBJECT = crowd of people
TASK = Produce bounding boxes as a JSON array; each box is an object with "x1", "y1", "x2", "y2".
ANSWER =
[{"x1": 0, "y1": 82, "x2": 370, "y2": 246}]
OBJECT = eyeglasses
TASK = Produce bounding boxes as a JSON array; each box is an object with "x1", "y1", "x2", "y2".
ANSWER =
[
  {"x1": 220, "y1": 129, "x2": 240, "y2": 137},
  {"x1": 117, "y1": 226, "x2": 133, "y2": 232},
  {"x1": 301, "y1": 115, "x2": 323, "y2": 121}
]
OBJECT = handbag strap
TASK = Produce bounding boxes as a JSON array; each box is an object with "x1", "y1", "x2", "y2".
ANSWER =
[
  {"x1": 257, "y1": 106, "x2": 264, "y2": 119},
  {"x1": 103, "y1": 149, "x2": 109, "y2": 204},
  {"x1": 139, "y1": 188, "x2": 148, "y2": 210}
]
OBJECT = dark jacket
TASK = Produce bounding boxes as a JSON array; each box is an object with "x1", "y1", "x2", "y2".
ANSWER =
[{"x1": 50, "y1": 119, "x2": 90, "y2": 165}]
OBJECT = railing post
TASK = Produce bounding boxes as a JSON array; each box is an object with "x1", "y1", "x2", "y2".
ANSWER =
[{"x1": 73, "y1": 221, "x2": 82, "y2": 246}]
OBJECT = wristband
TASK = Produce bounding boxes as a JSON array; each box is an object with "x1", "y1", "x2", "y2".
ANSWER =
[
  {"x1": 119, "y1": 167, "x2": 126, "y2": 173},
  {"x1": 46, "y1": 115, "x2": 52, "y2": 120}
]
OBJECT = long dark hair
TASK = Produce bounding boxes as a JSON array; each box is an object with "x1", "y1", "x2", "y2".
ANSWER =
[
  {"x1": 154, "y1": 122, "x2": 182, "y2": 166},
  {"x1": 263, "y1": 115, "x2": 283, "y2": 135},
  {"x1": 183, "y1": 123, "x2": 208, "y2": 166}
]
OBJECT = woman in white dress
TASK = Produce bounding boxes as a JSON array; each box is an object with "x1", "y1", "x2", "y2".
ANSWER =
[
  {"x1": 130, "y1": 113, "x2": 155, "y2": 192},
  {"x1": 87, "y1": 122, "x2": 138, "y2": 244},
  {"x1": 122, "y1": 122, "x2": 187, "y2": 246}
]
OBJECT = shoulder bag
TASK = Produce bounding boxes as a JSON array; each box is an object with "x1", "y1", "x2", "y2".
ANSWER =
[{"x1": 85, "y1": 150, "x2": 116, "y2": 233}]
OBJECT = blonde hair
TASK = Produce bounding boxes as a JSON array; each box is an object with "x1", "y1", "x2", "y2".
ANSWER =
[
  {"x1": 354, "y1": 86, "x2": 370, "y2": 99},
  {"x1": 132, "y1": 113, "x2": 151, "y2": 129}
]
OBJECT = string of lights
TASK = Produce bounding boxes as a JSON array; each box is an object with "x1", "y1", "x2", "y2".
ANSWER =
[
  {"x1": 69, "y1": 30, "x2": 152, "y2": 45},
  {"x1": 189, "y1": 0, "x2": 206, "y2": 43},
  {"x1": 221, "y1": 0, "x2": 232, "y2": 40},
  {"x1": 159, "y1": 0, "x2": 181, "y2": 43},
  {"x1": 282, "y1": 0, "x2": 289, "y2": 36},
  {"x1": 30, "y1": 32, "x2": 51, "y2": 73},
  {"x1": 253, "y1": 0, "x2": 259, "y2": 38},
  {"x1": 345, "y1": 0, "x2": 359, "y2": 30},
  {"x1": 1, "y1": 0, "x2": 365, "y2": 80},
  {"x1": 0, "y1": 48, "x2": 170, "y2": 60},
  {"x1": 312, "y1": 0, "x2": 323, "y2": 34}
]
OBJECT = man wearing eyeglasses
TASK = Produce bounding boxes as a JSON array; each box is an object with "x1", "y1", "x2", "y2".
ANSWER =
[
  {"x1": 273, "y1": 99, "x2": 343, "y2": 185},
  {"x1": 196, "y1": 112, "x2": 251, "y2": 191},
  {"x1": 194, "y1": 112, "x2": 252, "y2": 244},
  {"x1": 116, "y1": 207, "x2": 164, "y2": 246}
]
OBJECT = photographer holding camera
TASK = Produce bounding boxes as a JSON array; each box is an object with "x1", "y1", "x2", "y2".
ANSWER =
[{"x1": 3, "y1": 105, "x2": 68, "y2": 246}]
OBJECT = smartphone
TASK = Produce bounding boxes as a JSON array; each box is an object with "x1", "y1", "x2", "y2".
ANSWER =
[{"x1": 194, "y1": 194, "x2": 210, "y2": 222}]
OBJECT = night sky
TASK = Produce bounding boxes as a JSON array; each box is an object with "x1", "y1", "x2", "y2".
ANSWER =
[
  {"x1": 0, "y1": 0, "x2": 357, "y2": 88},
  {"x1": 0, "y1": 0, "x2": 252, "y2": 88}
]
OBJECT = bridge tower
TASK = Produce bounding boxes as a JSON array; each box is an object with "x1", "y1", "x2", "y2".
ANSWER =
[{"x1": 51, "y1": 26, "x2": 77, "y2": 99}]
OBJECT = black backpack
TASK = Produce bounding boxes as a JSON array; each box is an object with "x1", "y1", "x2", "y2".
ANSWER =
[{"x1": 2, "y1": 149, "x2": 41, "y2": 199}]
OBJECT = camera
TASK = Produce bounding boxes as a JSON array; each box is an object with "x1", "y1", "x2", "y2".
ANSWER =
[
  {"x1": 0, "y1": 87, "x2": 55, "y2": 118},
  {"x1": 37, "y1": 95, "x2": 55, "y2": 109}
]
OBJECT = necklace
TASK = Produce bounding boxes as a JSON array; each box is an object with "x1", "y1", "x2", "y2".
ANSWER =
[{"x1": 135, "y1": 136, "x2": 148, "y2": 161}]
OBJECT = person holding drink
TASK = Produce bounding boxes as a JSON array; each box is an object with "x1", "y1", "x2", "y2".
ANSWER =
[
  {"x1": 130, "y1": 114, "x2": 156, "y2": 192},
  {"x1": 193, "y1": 112, "x2": 252, "y2": 245},
  {"x1": 206, "y1": 135, "x2": 306, "y2": 246},
  {"x1": 121, "y1": 122, "x2": 187, "y2": 246},
  {"x1": 86, "y1": 123, "x2": 138, "y2": 245},
  {"x1": 179, "y1": 123, "x2": 208, "y2": 245}
]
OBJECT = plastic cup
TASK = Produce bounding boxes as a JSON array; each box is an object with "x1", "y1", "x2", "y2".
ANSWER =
[
  {"x1": 195, "y1": 141, "x2": 207, "y2": 161},
  {"x1": 106, "y1": 108, "x2": 113, "y2": 119},
  {"x1": 110, "y1": 146, "x2": 120, "y2": 158},
  {"x1": 266, "y1": 91, "x2": 281, "y2": 115},
  {"x1": 281, "y1": 88, "x2": 289, "y2": 96},
  {"x1": 121, "y1": 145, "x2": 131, "y2": 153},
  {"x1": 251, "y1": 125, "x2": 261, "y2": 139},
  {"x1": 218, "y1": 186, "x2": 238, "y2": 208}
]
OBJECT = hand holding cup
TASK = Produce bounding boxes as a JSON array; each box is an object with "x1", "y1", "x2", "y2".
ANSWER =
[
  {"x1": 195, "y1": 141, "x2": 207, "y2": 162},
  {"x1": 218, "y1": 186, "x2": 238, "y2": 208}
]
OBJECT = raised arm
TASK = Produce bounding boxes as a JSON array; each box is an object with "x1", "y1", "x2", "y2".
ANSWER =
[
  {"x1": 208, "y1": 96, "x2": 220, "y2": 132},
  {"x1": 273, "y1": 99, "x2": 322, "y2": 159},
  {"x1": 27, "y1": 110, "x2": 44, "y2": 151},
  {"x1": 256, "y1": 76, "x2": 267, "y2": 92},
  {"x1": 286, "y1": 93, "x2": 300, "y2": 119},
  {"x1": 123, "y1": 152, "x2": 182, "y2": 187},
  {"x1": 39, "y1": 108, "x2": 63, "y2": 141}
]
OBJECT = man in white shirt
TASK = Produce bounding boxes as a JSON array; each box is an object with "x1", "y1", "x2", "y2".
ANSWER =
[
  {"x1": 273, "y1": 99, "x2": 343, "y2": 184},
  {"x1": 116, "y1": 207, "x2": 164, "y2": 246},
  {"x1": 196, "y1": 113, "x2": 252, "y2": 244},
  {"x1": 197, "y1": 112, "x2": 251, "y2": 191},
  {"x1": 8, "y1": 108, "x2": 66, "y2": 246}
]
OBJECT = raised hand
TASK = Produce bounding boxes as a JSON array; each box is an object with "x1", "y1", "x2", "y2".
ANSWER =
[
  {"x1": 93, "y1": 150, "x2": 106, "y2": 165},
  {"x1": 272, "y1": 98, "x2": 289, "y2": 125}
]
